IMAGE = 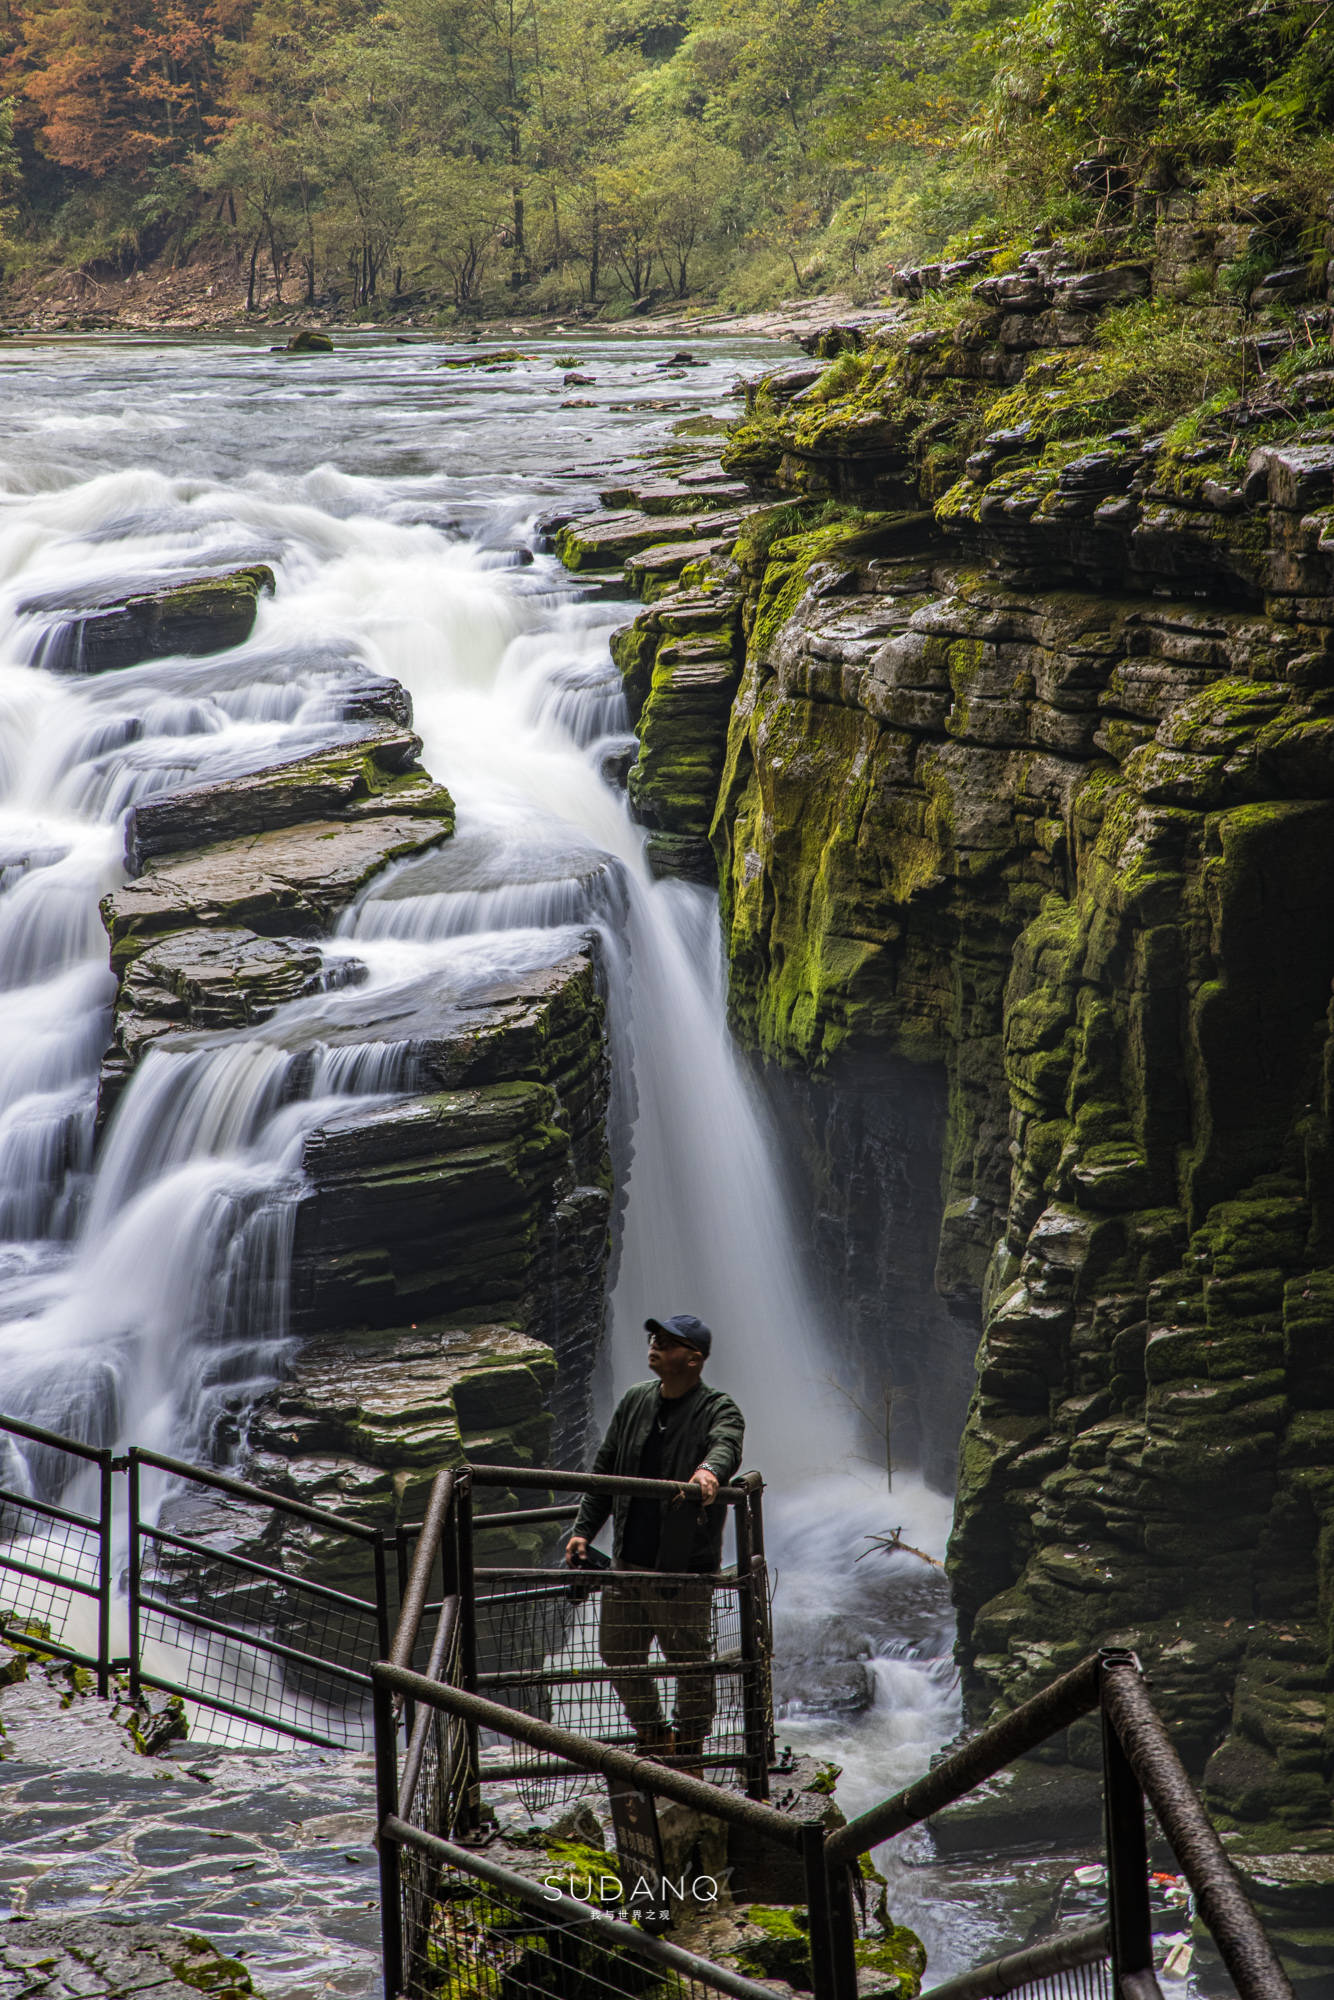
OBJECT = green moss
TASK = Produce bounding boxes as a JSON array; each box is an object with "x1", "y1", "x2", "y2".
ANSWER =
[
  {"x1": 749, "y1": 517, "x2": 862, "y2": 660},
  {"x1": 168, "y1": 1935, "x2": 256, "y2": 1998},
  {"x1": 855, "y1": 1927, "x2": 928, "y2": 1997},
  {"x1": 734, "y1": 1905, "x2": 811, "y2": 1985},
  {"x1": 542, "y1": 1836, "x2": 623, "y2": 1881}
]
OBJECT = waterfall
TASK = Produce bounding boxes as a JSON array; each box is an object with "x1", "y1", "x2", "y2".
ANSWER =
[{"x1": 0, "y1": 336, "x2": 958, "y2": 1903}]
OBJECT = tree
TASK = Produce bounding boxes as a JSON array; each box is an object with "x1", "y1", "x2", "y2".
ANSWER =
[
  {"x1": 406, "y1": 152, "x2": 507, "y2": 303},
  {"x1": 13, "y1": 0, "x2": 247, "y2": 177},
  {"x1": 400, "y1": 0, "x2": 541, "y2": 286}
]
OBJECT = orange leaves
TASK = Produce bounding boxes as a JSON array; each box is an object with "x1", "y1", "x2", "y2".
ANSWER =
[{"x1": 11, "y1": 0, "x2": 254, "y2": 175}]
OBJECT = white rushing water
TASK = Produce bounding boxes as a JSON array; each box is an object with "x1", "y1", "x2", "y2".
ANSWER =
[{"x1": 0, "y1": 333, "x2": 964, "y2": 1962}]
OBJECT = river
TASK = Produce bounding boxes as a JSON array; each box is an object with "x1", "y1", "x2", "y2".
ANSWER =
[{"x1": 0, "y1": 330, "x2": 1100, "y2": 1990}]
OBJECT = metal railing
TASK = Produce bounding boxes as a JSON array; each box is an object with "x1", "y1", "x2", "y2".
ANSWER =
[
  {"x1": 376, "y1": 1661, "x2": 842, "y2": 2000},
  {"x1": 0, "y1": 1412, "x2": 115, "y2": 1694},
  {"x1": 0, "y1": 1412, "x2": 403, "y2": 1743},
  {"x1": 0, "y1": 1414, "x2": 1294, "y2": 2000},
  {"x1": 829, "y1": 1650, "x2": 1294, "y2": 2000},
  {"x1": 376, "y1": 1502, "x2": 1294, "y2": 2000},
  {"x1": 376, "y1": 1461, "x2": 794, "y2": 2000},
  {"x1": 127, "y1": 1446, "x2": 392, "y2": 1749},
  {"x1": 462, "y1": 1462, "x2": 773, "y2": 1801}
]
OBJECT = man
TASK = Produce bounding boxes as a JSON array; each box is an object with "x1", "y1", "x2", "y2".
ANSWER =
[{"x1": 565, "y1": 1314, "x2": 744, "y2": 1769}]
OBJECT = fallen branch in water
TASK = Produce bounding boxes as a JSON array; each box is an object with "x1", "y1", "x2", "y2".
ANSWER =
[{"x1": 857, "y1": 1527, "x2": 945, "y2": 1570}]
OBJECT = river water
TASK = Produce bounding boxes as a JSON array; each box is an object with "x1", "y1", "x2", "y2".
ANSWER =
[{"x1": 0, "y1": 329, "x2": 1039, "y2": 1986}]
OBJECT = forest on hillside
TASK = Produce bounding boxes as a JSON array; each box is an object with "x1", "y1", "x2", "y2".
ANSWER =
[{"x1": 1, "y1": 0, "x2": 1334, "y2": 317}]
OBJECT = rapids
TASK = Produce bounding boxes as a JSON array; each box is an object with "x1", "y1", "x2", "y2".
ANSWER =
[{"x1": 0, "y1": 333, "x2": 971, "y2": 1974}]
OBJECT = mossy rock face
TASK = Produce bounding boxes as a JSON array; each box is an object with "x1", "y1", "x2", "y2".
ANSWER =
[
  {"x1": 695, "y1": 224, "x2": 1334, "y2": 1911},
  {"x1": 608, "y1": 582, "x2": 746, "y2": 881},
  {"x1": 286, "y1": 329, "x2": 333, "y2": 352}
]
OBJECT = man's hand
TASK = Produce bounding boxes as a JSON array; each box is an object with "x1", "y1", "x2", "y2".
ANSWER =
[
  {"x1": 691, "y1": 1467, "x2": 719, "y2": 1505},
  {"x1": 565, "y1": 1534, "x2": 589, "y2": 1567}
]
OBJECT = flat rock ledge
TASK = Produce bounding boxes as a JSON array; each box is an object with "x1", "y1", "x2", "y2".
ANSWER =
[{"x1": 0, "y1": 1918, "x2": 255, "y2": 2000}]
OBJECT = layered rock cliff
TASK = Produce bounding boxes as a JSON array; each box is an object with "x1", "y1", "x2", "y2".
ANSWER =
[
  {"x1": 585, "y1": 213, "x2": 1334, "y2": 1970},
  {"x1": 83, "y1": 580, "x2": 613, "y2": 1560}
]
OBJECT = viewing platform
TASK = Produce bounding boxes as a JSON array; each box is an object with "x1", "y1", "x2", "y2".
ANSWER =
[{"x1": 0, "y1": 1418, "x2": 1298, "y2": 2000}]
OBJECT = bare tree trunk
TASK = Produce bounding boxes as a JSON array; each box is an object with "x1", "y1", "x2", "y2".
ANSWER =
[{"x1": 246, "y1": 234, "x2": 261, "y2": 311}]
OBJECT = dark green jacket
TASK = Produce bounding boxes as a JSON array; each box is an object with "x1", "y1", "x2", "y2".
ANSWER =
[{"x1": 572, "y1": 1380, "x2": 745, "y2": 1572}]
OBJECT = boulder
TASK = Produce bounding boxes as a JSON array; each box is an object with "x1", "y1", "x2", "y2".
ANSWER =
[{"x1": 24, "y1": 567, "x2": 275, "y2": 674}]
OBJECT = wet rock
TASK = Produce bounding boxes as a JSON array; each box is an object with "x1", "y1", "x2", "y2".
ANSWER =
[
  {"x1": 279, "y1": 948, "x2": 613, "y2": 1457},
  {"x1": 285, "y1": 329, "x2": 333, "y2": 352},
  {"x1": 623, "y1": 538, "x2": 733, "y2": 596},
  {"x1": 23, "y1": 567, "x2": 275, "y2": 674},
  {"x1": 97, "y1": 928, "x2": 346, "y2": 1122},
  {"x1": 125, "y1": 1688, "x2": 190, "y2": 1756},
  {"x1": 117, "y1": 929, "x2": 331, "y2": 1044},
  {"x1": 100, "y1": 810, "x2": 454, "y2": 971},
  {"x1": 247, "y1": 1323, "x2": 558, "y2": 1564},
  {"x1": 122, "y1": 722, "x2": 453, "y2": 872},
  {"x1": 597, "y1": 479, "x2": 752, "y2": 516},
  {"x1": 555, "y1": 509, "x2": 751, "y2": 571},
  {"x1": 608, "y1": 582, "x2": 745, "y2": 881},
  {"x1": 927, "y1": 1761, "x2": 1103, "y2": 1856},
  {"x1": 0, "y1": 1920, "x2": 254, "y2": 2000}
]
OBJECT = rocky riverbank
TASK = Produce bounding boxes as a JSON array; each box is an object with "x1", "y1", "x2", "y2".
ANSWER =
[
  {"x1": 0, "y1": 239, "x2": 859, "y2": 345},
  {"x1": 570, "y1": 201, "x2": 1334, "y2": 1985}
]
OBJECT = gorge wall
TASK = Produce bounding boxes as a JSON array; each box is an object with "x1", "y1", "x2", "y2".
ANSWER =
[{"x1": 580, "y1": 205, "x2": 1334, "y2": 1966}]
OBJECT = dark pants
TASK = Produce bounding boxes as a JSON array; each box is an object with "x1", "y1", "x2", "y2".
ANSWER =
[{"x1": 599, "y1": 1570, "x2": 715, "y2": 1756}]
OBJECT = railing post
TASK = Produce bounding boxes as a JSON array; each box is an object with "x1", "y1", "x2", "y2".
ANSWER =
[
  {"x1": 1100, "y1": 1649, "x2": 1155, "y2": 1992},
  {"x1": 802, "y1": 1824, "x2": 858, "y2": 2000},
  {"x1": 96, "y1": 1452, "x2": 114, "y2": 1698},
  {"x1": 733, "y1": 1496, "x2": 769, "y2": 1799},
  {"x1": 373, "y1": 1671, "x2": 405, "y2": 2000},
  {"x1": 455, "y1": 1469, "x2": 481, "y2": 1833},
  {"x1": 394, "y1": 1526, "x2": 411, "y2": 1624},
  {"x1": 372, "y1": 1533, "x2": 392, "y2": 1665},
  {"x1": 126, "y1": 1449, "x2": 142, "y2": 1702}
]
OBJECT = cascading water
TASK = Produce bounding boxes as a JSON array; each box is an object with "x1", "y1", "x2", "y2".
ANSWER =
[{"x1": 0, "y1": 335, "x2": 968, "y2": 1974}]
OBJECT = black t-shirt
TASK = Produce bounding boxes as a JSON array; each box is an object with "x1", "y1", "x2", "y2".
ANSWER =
[{"x1": 621, "y1": 1386, "x2": 701, "y2": 1569}]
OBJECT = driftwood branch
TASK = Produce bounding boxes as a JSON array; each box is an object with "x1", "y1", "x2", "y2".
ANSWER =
[{"x1": 857, "y1": 1527, "x2": 945, "y2": 1570}]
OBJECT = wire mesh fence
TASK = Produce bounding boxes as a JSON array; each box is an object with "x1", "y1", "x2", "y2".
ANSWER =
[
  {"x1": 128, "y1": 1446, "x2": 390, "y2": 1749},
  {"x1": 1002, "y1": 1966, "x2": 1112, "y2": 2000},
  {"x1": 396, "y1": 1830, "x2": 776, "y2": 2000},
  {"x1": 473, "y1": 1567, "x2": 768, "y2": 1813},
  {"x1": 0, "y1": 1414, "x2": 113, "y2": 1691}
]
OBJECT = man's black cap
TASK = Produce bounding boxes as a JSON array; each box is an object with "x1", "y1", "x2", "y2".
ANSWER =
[{"x1": 645, "y1": 1312, "x2": 712, "y2": 1357}]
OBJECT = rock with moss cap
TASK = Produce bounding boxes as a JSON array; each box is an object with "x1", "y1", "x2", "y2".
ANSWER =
[
  {"x1": 21, "y1": 567, "x2": 275, "y2": 674},
  {"x1": 0, "y1": 1921, "x2": 255, "y2": 2000}
]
